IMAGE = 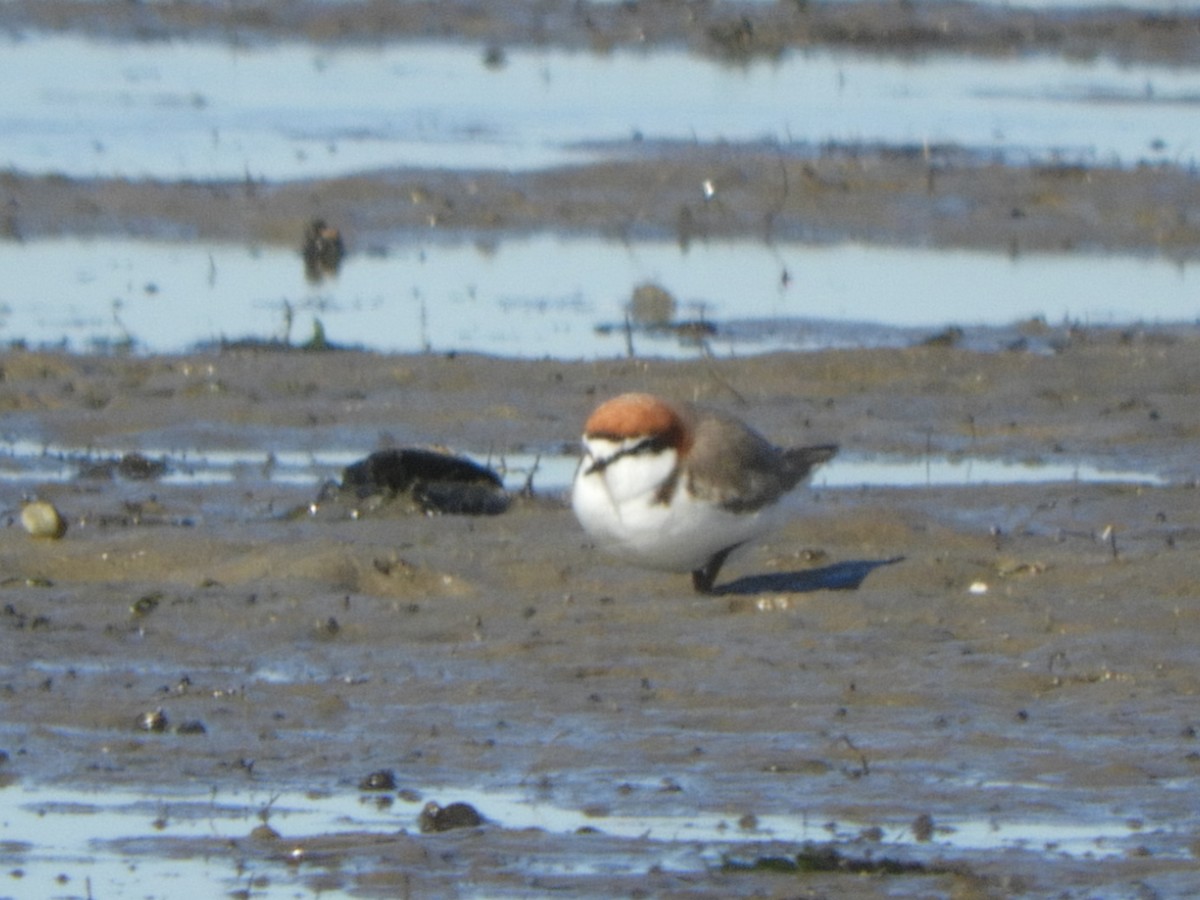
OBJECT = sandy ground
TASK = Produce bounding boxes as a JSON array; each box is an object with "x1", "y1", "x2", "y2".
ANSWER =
[{"x1": 1, "y1": 338, "x2": 1198, "y2": 897}]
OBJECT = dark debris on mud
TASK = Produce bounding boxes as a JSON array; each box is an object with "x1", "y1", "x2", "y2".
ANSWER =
[{"x1": 324, "y1": 447, "x2": 511, "y2": 516}]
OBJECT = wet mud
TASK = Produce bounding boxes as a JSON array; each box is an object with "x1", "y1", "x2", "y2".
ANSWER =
[
  {"x1": 5, "y1": 0, "x2": 1200, "y2": 65},
  {"x1": 1, "y1": 338, "x2": 1199, "y2": 897},
  {"x1": 7, "y1": 145, "x2": 1200, "y2": 263}
]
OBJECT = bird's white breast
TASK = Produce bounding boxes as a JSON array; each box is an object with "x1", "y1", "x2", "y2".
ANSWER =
[{"x1": 572, "y1": 436, "x2": 779, "y2": 573}]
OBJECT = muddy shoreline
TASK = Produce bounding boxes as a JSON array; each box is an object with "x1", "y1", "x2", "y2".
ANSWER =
[
  {"x1": 6, "y1": 0, "x2": 1200, "y2": 66},
  {"x1": 2, "y1": 333, "x2": 1199, "y2": 475},
  {"x1": 2, "y1": 341, "x2": 1199, "y2": 896},
  {"x1": 7, "y1": 147, "x2": 1200, "y2": 262},
  {"x1": 5, "y1": 2, "x2": 1200, "y2": 262}
]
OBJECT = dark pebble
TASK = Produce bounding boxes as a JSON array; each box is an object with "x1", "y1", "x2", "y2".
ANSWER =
[
  {"x1": 418, "y1": 801, "x2": 484, "y2": 833},
  {"x1": 359, "y1": 769, "x2": 397, "y2": 792}
]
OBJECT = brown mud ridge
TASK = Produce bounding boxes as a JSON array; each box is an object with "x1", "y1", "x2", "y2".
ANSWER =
[
  {"x1": 6, "y1": 0, "x2": 1200, "y2": 65},
  {"x1": 1, "y1": 339, "x2": 1199, "y2": 896},
  {"x1": 6, "y1": 145, "x2": 1200, "y2": 261}
]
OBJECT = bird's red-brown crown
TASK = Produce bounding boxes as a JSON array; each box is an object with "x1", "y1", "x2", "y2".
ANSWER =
[{"x1": 583, "y1": 393, "x2": 691, "y2": 451}]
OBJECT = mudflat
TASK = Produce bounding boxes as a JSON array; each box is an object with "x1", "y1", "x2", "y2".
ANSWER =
[
  {"x1": 3, "y1": 1, "x2": 1200, "y2": 896},
  {"x1": 2, "y1": 335, "x2": 1198, "y2": 897}
]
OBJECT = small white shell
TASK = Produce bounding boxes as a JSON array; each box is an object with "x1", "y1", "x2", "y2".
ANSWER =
[{"x1": 20, "y1": 501, "x2": 68, "y2": 540}]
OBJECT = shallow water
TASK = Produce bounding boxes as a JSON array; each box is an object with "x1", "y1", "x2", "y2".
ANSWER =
[
  {"x1": 0, "y1": 236, "x2": 1195, "y2": 357},
  {"x1": 0, "y1": 433, "x2": 1170, "y2": 504},
  {"x1": 2, "y1": 34, "x2": 1198, "y2": 180},
  {"x1": 1, "y1": 781, "x2": 1159, "y2": 900}
]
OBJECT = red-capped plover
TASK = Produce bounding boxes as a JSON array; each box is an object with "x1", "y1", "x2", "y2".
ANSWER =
[{"x1": 572, "y1": 392, "x2": 836, "y2": 593}]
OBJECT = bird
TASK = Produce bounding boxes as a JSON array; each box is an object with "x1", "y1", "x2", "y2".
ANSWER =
[{"x1": 571, "y1": 392, "x2": 837, "y2": 593}]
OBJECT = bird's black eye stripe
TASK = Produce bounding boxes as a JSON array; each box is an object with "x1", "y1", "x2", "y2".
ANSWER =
[{"x1": 585, "y1": 435, "x2": 670, "y2": 475}]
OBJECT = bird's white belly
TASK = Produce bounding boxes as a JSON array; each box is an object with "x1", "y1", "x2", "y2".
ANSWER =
[{"x1": 572, "y1": 463, "x2": 779, "y2": 572}]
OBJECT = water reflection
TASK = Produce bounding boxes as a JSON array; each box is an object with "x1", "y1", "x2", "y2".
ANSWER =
[
  {"x1": 0, "y1": 236, "x2": 1194, "y2": 357},
  {"x1": 1, "y1": 35, "x2": 1197, "y2": 179},
  {"x1": 3, "y1": 781, "x2": 1149, "y2": 900}
]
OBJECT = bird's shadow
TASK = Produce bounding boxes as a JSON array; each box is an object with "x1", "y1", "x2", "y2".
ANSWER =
[{"x1": 713, "y1": 556, "x2": 905, "y2": 596}]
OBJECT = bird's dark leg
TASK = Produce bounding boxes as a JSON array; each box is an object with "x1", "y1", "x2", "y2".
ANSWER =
[{"x1": 691, "y1": 544, "x2": 739, "y2": 594}]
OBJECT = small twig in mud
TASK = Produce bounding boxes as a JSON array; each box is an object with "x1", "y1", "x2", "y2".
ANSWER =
[
  {"x1": 521, "y1": 454, "x2": 541, "y2": 498},
  {"x1": 692, "y1": 303, "x2": 747, "y2": 405},
  {"x1": 699, "y1": 343, "x2": 748, "y2": 406},
  {"x1": 110, "y1": 298, "x2": 136, "y2": 349},
  {"x1": 838, "y1": 734, "x2": 870, "y2": 778},
  {"x1": 257, "y1": 791, "x2": 282, "y2": 824},
  {"x1": 279, "y1": 299, "x2": 294, "y2": 346},
  {"x1": 925, "y1": 429, "x2": 934, "y2": 486},
  {"x1": 763, "y1": 140, "x2": 790, "y2": 241},
  {"x1": 1100, "y1": 523, "x2": 1119, "y2": 558},
  {"x1": 417, "y1": 291, "x2": 432, "y2": 354}
]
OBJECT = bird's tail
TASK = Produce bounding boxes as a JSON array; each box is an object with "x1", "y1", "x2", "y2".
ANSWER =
[{"x1": 783, "y1": 443, "x2": 838, "y2": 481}]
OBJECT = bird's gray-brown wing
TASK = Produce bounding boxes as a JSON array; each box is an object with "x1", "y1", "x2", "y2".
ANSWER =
[{"x1": 684, "y1": 410, "x2": 837, "y2": 513}]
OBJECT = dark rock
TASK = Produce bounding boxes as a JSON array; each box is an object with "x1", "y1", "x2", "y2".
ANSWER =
[
  {"x1": 920, "y1": 326, "x2": 964, "y2": 347},
  {"x1": 418, "y1": 800, "x2": 484, "y2": 833},
  {"x1": 119, "y1": 452, "x2": 168, "y2": 480},
  {"x1": 359, "y1": 769, "x2": 397, "y2": 792},
  {"x1": 79, "y1": 452, "x2": 168, "y2": 481},
  {"x1": 138, "y1": 708, "x2": 168, "y2": 733},
  {"x1": 339, "y1": 448, "x2": 508, "y2": 515}
]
